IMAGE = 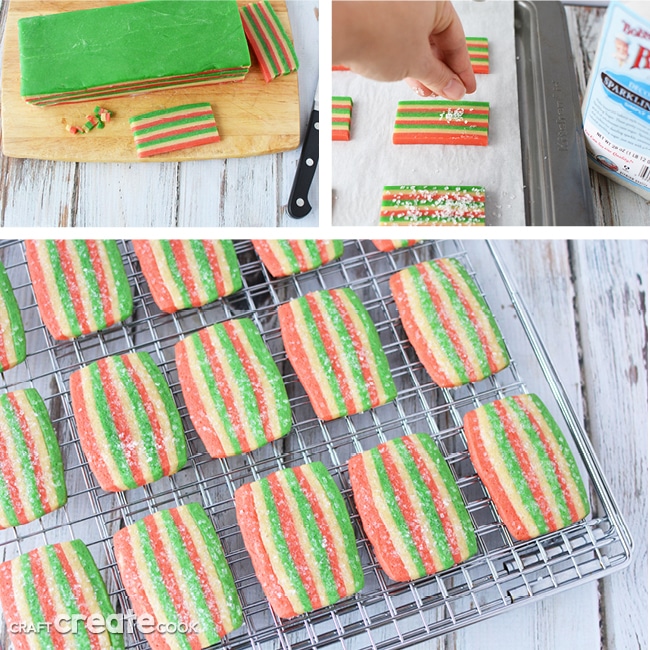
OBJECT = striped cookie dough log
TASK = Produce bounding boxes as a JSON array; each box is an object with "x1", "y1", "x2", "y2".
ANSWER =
[
  {"x1": 371, "y1": 240, "x2": 420, "y2": 253},
  {"x1": 252, "y1": 240, "x2": 344, "y2": 278},
  {"x1": 0, "y1": 258, "x2": 26, "y2": 372},
  {"x1": 0, "y1": 389, "x2": 66, "y2": 529},
  {"x1": 133, "y1": 240, "x2": 242, "y2": 313},
  {"x1": 278, "y1": 287, "x2": 396, "y2": 421},
  {"x1": 332, "y1": 97, "x2": 353, "y2": 141},
  {"x1": 113, "y1": 503, "x2": 242, "y2": 650},
  {"x1": 240, "y1": 1, "x2": 299, "y2": 82},
  {"x1": 349, "y1": 434, "x2": 477, "y2": 582},
  {"x1": 0, "y1": 539, "x2": 124, "y2": 650},
  {"x1": 467, "y1": 37, "x2": 489, "y2": 74},
  {"x1": 379, "y1": 186, "x2": 486, "y2": 226},
  {"x1": 235, "y1": 462, "x2": 364, "y2": 618},
  {"x1": 129, "y1": 103, "x2": 220, "y2": 158},
  {"x1": 25, "y1": 240, "x2": 133, "y2": 341},
  {"x1": 393, "y1": 100, "x2": 490, "y2": 145},
  {"x1": 390, "y1": 257, "x2": 509, "y2": 387},
  {"x1": 175, "y1": 317, "x2": 291, "y2": 458},
  {"x1": 70, "y1": 352, "x2": 187, "y2": 492},
  {"x1": 464, "y1": 394, "x2": 590, "y2": 541}
]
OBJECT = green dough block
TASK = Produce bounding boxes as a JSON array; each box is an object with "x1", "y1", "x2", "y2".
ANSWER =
[{"x1": 19, "y1": 0, "x2": 251, "y2": 106}]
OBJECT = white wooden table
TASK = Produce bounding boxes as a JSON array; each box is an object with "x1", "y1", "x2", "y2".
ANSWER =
[
  {"x1": 0, "y1": 240, "x2": 646, "y2": 650},
  {"x1": 0, "y1": 1, "x2": 319, "y2": 228}
]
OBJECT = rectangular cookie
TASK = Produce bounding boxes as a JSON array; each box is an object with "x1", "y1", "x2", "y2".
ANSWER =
[
  {"x1": 252, "y1": 240, "x2": 344, "y2": 277},
  {"x1": 18, "y1": 1, "x2": 250, "y2": 106},
  {"x1": 332, "y1": 96, "x2": 353, "y2": 141},
  {"x1": 175, "y1": 317, "x2": 291, "y2": 457},
  {"x1": 129, "y1": 103, "x2": 221, "y2": 158},
  {"x1": 0, "y1": 389, "x2": 66, "y2": 529},
  {"x1": 70, "y1": 352, "x2": 186, "y2": 492},
  {"x1": 234, "y1": 462, "x2": 364, "y2": 618},
  {"x1": 113, "y1": 503, "x2": 242, "y2": 649},
  {"x1": 348, "y1": 433, "x2": 477, "y2": 582},
  {"x1": 467, "y1": 37, "x2": 490, "y2": 74},
  {"x1": 380, "y1": 185, "x2": 486, "y2": 226},
  {"x1": 0, "y1": 539, "x2": 124, "y2": 650},
  {"x1": 390, "y1": 257, "x2": 510, "y2": 387},
  {"x1": 0, "y1": 258, "x2": 25, "y2": 372},
  {"x1": 133, "y1": 240, "x2": 242, "y2": 313},
  {"x1": 393, "y1": 100, "x2": 490, "y2": 145},
  {"x1": 240, "y1": 0, "x2": 299, "y2": 82},
  {"x1": 278, "y1": 287, "x2": 397, "y2": 420},
  {"x1": 25, "y1": 240, "x2": 133, "y2": 340},
  {"x1": 464, "y1": 394, "x2": 590, "y2": 541}
]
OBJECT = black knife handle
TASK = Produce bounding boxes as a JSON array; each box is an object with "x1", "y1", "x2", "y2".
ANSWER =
[{"x1": 288, "y1": 109, "x2": 319, "y2": 218}]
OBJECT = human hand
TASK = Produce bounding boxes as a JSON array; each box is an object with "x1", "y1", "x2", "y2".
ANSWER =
[{"x1": 333, "y1": 1, "x2": 476, "y2": 99}]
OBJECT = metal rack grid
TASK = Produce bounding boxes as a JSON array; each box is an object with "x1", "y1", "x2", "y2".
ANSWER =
[{"x1": 0, "y1": 239, "x2": 633, "y2": 650}]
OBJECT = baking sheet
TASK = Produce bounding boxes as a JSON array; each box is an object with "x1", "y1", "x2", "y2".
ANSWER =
[{"x1": 332, "y1": 0, "x2": 526, "y2": 226}]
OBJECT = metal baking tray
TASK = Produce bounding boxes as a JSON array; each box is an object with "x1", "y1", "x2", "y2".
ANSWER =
[
  {"x1": 516, "y1": 1, "x2": 596, "y2": 225},
  {"x1": 0, "y1": 240, "x2": 631, "y2": 650}
]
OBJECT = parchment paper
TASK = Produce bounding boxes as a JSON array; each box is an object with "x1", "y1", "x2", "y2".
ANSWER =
[{"x1": 332, "y1": 0, "x2": 525, "y2": 227}]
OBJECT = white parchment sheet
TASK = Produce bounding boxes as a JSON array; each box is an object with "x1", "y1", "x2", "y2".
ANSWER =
[{"x1": 332, "y1": 0, "x2": 525, "y2": 226}]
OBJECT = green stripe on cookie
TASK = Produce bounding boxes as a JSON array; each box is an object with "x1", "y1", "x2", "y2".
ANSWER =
[
  {"x1": 46, "y1": 240, "x2": 82, "y2": 338},
  {"x1": 189, "y1": 240, "x2": 218, "y2": 303}
]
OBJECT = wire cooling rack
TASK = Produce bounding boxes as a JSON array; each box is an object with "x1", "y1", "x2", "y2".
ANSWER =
[{"x1": 0, "y1": 239, "x2": 633, "y2": 650}]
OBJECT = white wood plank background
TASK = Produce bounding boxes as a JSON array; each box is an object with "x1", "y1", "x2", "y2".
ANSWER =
[{"x1": 0, "y1": 1, "x2": 320, "y2": 227}]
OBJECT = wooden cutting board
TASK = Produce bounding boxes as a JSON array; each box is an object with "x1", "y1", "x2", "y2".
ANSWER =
[{"x1": 1, "y1": 0, "x2": 300, "y2": 162}]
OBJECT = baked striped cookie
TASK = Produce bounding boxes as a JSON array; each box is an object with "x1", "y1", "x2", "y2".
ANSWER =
[
  {"x1": 464, "y1": 394, "x2": 590, "y2": 541},
  {"x1": 114, "y1": 503, "x2": 242, "y2": 649},
  {"x1": 235, "y1": 462, "x2": 364, "y2": 618},
  {"x1": 349, "y1": 434, "x2": 477, "y2": 582},
  {"x1": 70, "y1": 352, "x2": 186, "y2": 492},
  {"x1": 371, "y1": 240, "x2": 420, "y2": 253},
  {"x1": 390, "y1": 258, "x2": 510, "y2": 387},
  {"x1": 0, "y1": 389, "x2": 66, "y2": 529},
  {"x1": 133, "y1": 240, "x2": 242, "y2": 313},
  {"x1": 175, "y1": 318, "x2": 291, "y2": 457},
  {"x1": 240, "y1": 0, "x2": 299, "y2": 82},
  {"x1": 25, "y1": 240, "x2": 133, "y2": 340},
  {"x1": 0, "y1": 258, "x2": 26, "y2": 372},
  {"x1": 278, "y1": 287, "x2": 396, "y2": 420},
  {"x1": 0, "y1": 539, "x2": 124, "y2": 650},
  {"x1": 252, "y1": 240, "x2": 344, "y2": 277},
  {"x1": 393, "y1": 100, "x2": 490, "y2": 145}
]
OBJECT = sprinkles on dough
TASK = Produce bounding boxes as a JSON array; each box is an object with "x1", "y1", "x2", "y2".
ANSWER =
[
  {"x1": 129, "y1": 103, "x2": 220, "y2": 158},
  {"x1": 393, "y1": 100, "x2": 490, "y2": 145},
  {"x1": 332, "y1": 96, "x2": 353, "y2": 141},
  {"x1": 467, "y1": 37, "x2": 489, "y2": 74},
  {"x1": 380, "y1": 185, "x2": 486, "y2": 226},
  {"x1": 240, "y1": 1, "x2": 299, "y2": 82}
]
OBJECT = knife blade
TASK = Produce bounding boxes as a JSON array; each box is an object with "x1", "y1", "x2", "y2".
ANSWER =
[{"x1": 288, "y1": 80, "x2": 319, "y2": 218}]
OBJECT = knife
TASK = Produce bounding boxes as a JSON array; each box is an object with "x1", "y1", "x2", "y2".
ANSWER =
[{"x1": 288, "y1": 80, "x2": 319, "y2": 218}]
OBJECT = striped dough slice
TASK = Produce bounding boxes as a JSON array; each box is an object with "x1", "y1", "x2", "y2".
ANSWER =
[
  {"x1": 349, "y1": 433, "x2": 477, "y2": 582},
  {"x1": 113, "y1": 503, "x2": 242, "y2": 650},
  {"x1": 464, "y1": 393, "x2": 590, "y2": 541},
  {"x1": 390, "y1": 257, "x2": 510, "y2": 387},
  {"x1": 70, "y1": 351, "x2": 187, "y2": 492},
  {"x1": 278, "y1": 287, "x2": 396, "y2": 420},
  {"x1": 25, "y1": 240, "x2": 133, "y2": 341},
  {"x1": 133, "y1": 240, "x2": 242, "y2": 313},
  {"x1": 175, "y1": 317, "x2": 291, "y2": 457},
  {"x1": 235, "y1": 461, "x2": 363, "y2": 618}
]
